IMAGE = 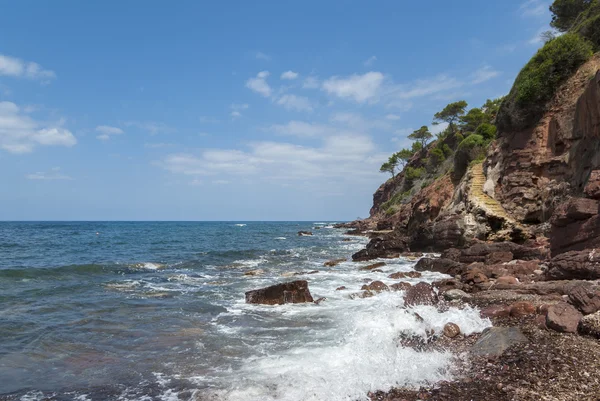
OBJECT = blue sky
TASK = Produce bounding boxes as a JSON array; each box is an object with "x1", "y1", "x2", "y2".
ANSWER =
[{"x1": 1, "y1": 0, "x2": 555, "y2": 220}]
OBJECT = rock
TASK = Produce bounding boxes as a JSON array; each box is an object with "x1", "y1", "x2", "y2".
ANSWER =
[
  {"x1": 324, "y1": 258, "x2": 346, "y2": 267},
  {"x1": 360, "y1": 262, "x2": 386, "y2": 271},
  {"x1": 496, "y1": 276, "x2": 519, "y2": 285},
  {"x1": 293, "y1": 270, "x2": 319, "y2": 276},
  {"x1": 388, "y1": 271, "x2": 422, "y2": 279},
  {"x1": 584, "y1": 170, "x2": 600, "y2": 200},
  {"x1": 480, "y1": 305, "x2": 511, "y2": 319},
  {"x1": 414, "y1": 257, "x2": 464, "y2": 275},
  {"x1": 509, "y1": 301, "x2": 536, "y2": 317},
  {"x1": 352, "y1": 232, "x2": 409, "y2": 262},
  {"x1": 244, "y1": 269, "x2": 265, "y2": 276},
  {"x1": 461, "y1": 266, "x2": 489, "y2": 285},
  {"x1": 568, "y1": 284, "x2": 600, "y2": 315},
  {"x1": 372, "y1": 269, "x2": 383, "y2": 273},
  {"x1": 444, "y1": 242, "x2": 547, "y2": 264},
  {"x1": 314, "y1": 297, "x2": 326, "y2": 305},
  {"x1": 361, "y1": 280, "x2": 389, "y2": 292},
  {"x1": 579, "y1": 311, "x2": 600, "y2": 338},
  {"x1": 443, "y1": 289, "x2": 471, "y2": 301},
  {"x1": 245, "y1": 280, "x2": 314, "y2": 305},
  {"x1": 443, "y1": 323, "x2": 461, "y2": 338},
  {"x1": 485, "y1": 251, "x2": 514, "y2": 265},
  {"x1": 404, "y1": 282, "x2": 438, "y2": 306},
  {"x1": 471, "y1": 327, "x2": 528, "y2": 356},
  {"x1": 298, "y1": 231, "x2": 313, "y2": 236},
  {"x1": 546, "y1": 302, "x2": 583, "y2": 333},
  {"x1": 545, "y1": 249, "x2": 600, "y2": 280},
  {"x1": 335, "y1": 286, "x2": 347, "y2": 291},
  {"x1": 350, "y1": 290, "x2": 374, "y2": 299},
  {"x1": 390, "y1": 282, "x2": 412, "y2": 291},
  {"x1": 281, "y1": 272, "x2": 295, "y2": 277},
  {"x1": 342, "y1": 238, "x2": 352, "y2": 242},
  {"x1": 345, "y1": 229, "x2": 364, "y2": 236},
  {"x1": 433, "y1": 278, "x2": 465, "y2": 293},
  {"x1": 552, "y1": 198, "x2": 599, "y2": 227}
]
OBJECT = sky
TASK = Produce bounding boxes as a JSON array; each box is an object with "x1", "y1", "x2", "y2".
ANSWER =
[{"x1": 0, "y1": 0, "x2": 556, "y2": 221}]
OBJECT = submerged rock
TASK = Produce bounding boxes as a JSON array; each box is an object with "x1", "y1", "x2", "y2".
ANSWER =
[
  {"x1": 361, "y1": 262, "x2": 387, "y2": 270},
  {"x1": 361, "y1": 280, "x2": 390, "y2": 292},
  {"x1": 324, "y1": 258, "x2": 346, "y2": 267},
  {"x1": 471, "y1": 327, "x2": 528, "y2": 356},
  {"x1": 245, "y1": 280, "x2": 314, "y2": 305},
  {"x1": 244, "y1": 269, "x2": 265, "y2": 276},
  {"x1": 298, "y1": 231, "x2": 313, "y2": 236}
]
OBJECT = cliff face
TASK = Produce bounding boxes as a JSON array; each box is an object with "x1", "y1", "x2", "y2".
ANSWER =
[
  {"x1": 485, "y1": 56, "x2": 600, "y2": 224},
  {"x1": 362, "y1": 56, "x2": 600, "y2": 254}
]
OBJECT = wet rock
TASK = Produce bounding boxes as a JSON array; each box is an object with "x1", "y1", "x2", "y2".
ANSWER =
[
  {"x1": 388, "y1": 271, "x2": 422, "y2": 279},
  {"x1": 485, "y1": 251, "x2": 514, "y2": 265},
  {"x1": 444, "y1": 242, "x2": 547, "y2": 264},
  {"x1": 546, "y1": 302, "x2": 583, "y2": 333},
  {"x1": 480, "y1": 305, "x2": 511, "y2": 319},
  {"x1": 245, "y1": 280, "x2": 314, "y2": 305},
  {"x1": 579, "y1": 311, "x2": 600, "y2": 338},
  {"x1": 471, "y1": 327, "x2": 528, "y2": 356},
  {"x1": 461, "y1": 266, "x2": 489, "y2": 285},
  {"x1": 298, "y1": 231, "x2": 313, "y2": 236},
  {"x1": 314, "y1": 297, "x2": 326, "y2": 305},
  {"x1": 414, "y1": 257, "x2": 464, "y2": 275},
  {"x1": 443, "y1": 323, "x2": 461, "y2": 338},
  {"x1": 352, "y1": 233, "x2": 409, "y2": 262},
  {"x1": 345, "y1": 229, "x2": 364, "y2": 236},
  {"x1": 350, "y1": 290, "x2": 374, "y2": 299},
  {"x1": 404, "y1": 282, "x2": 438, "y2": 306},
  {"x1": 324, "y1": 258, "x2": 346, "y2": 267},
  {"x1": 361, "y1": 280, "x2": 390, "y2": 292},
  {"x1": 335, "y1": 286, "x2": 347, "y2": 291},
  {"x1": 443, "y1": 289, "x2": 471, "y2": 301},
  {"x1": 496, "y1": 276, "x2": 519, "y2": 285},
  {"x1": 509, "y1": 301, "x2": 536, "y2": 318},
  {"x1": 244, "y1": 269, "x2": 265, "y2": 276},
  {"x1": 433, "y1": 278, "x2": 465, "y2": 293},
  {"x1": 390, "y1": 282, "x2": 412, "y2": 291},
  {"x1": 342, "y1": 238, "x2": 352, "y2": 242},
  {"x1": 568, "y1": 284, "x2": 600, "y2": 315},
  {"x1": 293, "y1": 270, "x2": 319, "y2": 276},
  {"x1": 545, "y1": 249, "x2": 600, "y2": 280},
  {"x1": 361, "y1": 262, "x2": 386, "y2": 271}
]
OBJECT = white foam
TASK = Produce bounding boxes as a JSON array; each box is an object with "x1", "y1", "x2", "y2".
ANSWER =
[
  {"x1": 131, "y1": 262, "x2": 165, "y2": 270},
  {"x1": 274, "y1": 237, "x2": 287, "y2": 240},
  {"x1": 234, "y1": 224, "x2": 247, "y2": 227}
]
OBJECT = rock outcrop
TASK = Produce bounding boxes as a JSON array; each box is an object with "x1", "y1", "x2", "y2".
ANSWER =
[{"x1": 245, "y1": 280, "x2": 314, "y2": 305}]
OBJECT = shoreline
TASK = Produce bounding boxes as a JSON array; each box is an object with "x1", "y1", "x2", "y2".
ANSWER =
[{"x1": 337, "y1": 225, "x2": 600, "y2": 401}]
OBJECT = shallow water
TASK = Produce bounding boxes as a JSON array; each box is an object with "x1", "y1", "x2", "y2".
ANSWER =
[{"x1": 0, "y1": 222, "x2": 490, "y2": 400}]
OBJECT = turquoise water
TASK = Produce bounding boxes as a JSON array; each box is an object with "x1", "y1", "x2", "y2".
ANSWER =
[{"x1": 0, "y1": 222, "x2": 489, "y2": 401}]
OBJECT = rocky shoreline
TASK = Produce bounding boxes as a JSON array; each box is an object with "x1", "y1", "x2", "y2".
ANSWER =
[{"x1": 330, "y1": 225, "x2": 600, "y2": 401}]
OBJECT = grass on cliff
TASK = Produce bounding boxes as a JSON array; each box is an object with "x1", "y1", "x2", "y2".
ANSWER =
[{"x1": 497, "y1": 33, "x2": 594, "y2": 132}]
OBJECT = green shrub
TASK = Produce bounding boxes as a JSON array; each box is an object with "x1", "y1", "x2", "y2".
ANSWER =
[
  {"x1": 454, "y1": 134, "x2": 489, "y2": 180},
  {"x1": 573, "y1": 0, "x2": 600, "y2": 48},
  {"x1": 380, "y1": 191, "x2": 409, "y2": 211},
  {"x1": 442, "y1": 144, "x2": 453, "y2": 157},
  {"x1": 475, "y1": 123, "x2": 497, "y2": 140},
  {"x1": 458, "y1": 134, "x2": 486, "y2": 150},
  {"x1": 429, "y1": 148, "x2": 445, "y2": 167},
  {"x1": 404, "y1": 167, "x2": 425, "y2": 182},
  {"x1": 497, "y1": 33, "x2": 593, "y2": 132}
]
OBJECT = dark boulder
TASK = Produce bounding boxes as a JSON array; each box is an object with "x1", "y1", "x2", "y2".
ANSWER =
[
  {"x1": 388, "y1": 271, "x2": 422, "y2": 279},
  {"x1": 545, "y1": 249, "x2": 600, "y2": 280},
  {"x1": 245, "y1": 280, "x2": 314, "y2": 305},
  {"x1": 324, "y1": 258, "x2": 346, "y2": 267},
  {"x1": 352, "y1": 233, "x2": 409, "y2": 262},
  {"x1": 360, "y1": 262, "x2": 386, "y2": 271},
  {"x1": 361, "y1": 280, "x2": 390, "y2": 292},
  {"x1": 568, "y1": 284, "x2": 600, "y2": 315},
  {"x1": 404, "y1": 282, "x2": 438, "y2": 306},
  {"x1": 414, "y1": 257, "x2": 464, "y2": 275},
  {"x1": 298, "y1": 231, "x2": 313, "y2": 236},
  {"x1": 546, "y1": 302, "x2": 583, "y2": 333}
]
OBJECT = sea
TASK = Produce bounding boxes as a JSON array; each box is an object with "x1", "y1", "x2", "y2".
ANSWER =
[{"x1": 0, "y1": 221, "x2": 490, "y2": 401}]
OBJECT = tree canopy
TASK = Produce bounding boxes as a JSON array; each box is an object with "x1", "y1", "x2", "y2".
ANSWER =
[
  {"x1": 434, "y1": 100, "x2": 468, "y2": 134},
  {"x1": 408, "y1": 126, "x2": 433, "y2": 149},
  {"x1": 550, "y1": 0, "x2": 592, "y2": 31}
]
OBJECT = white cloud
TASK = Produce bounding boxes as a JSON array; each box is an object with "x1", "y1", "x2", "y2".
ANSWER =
[
  {"x1": 329, "y1": 112, "x2": 393, "y2": 132},
  {"x1": 0, "y1": 54, "x2": 56, "y2": 82},
  {"x1": 281, "y1": 71, "x2": 299, "y2": 80},
  {"x1": 431, "y1": 122, "x2": 449, "y2": 135},
  {"x1": 276, "y1": 94, "x2": 313, "y2": 112},
  {"x1": 385, "y1": 114, "x2": 401, "y2": 121},
  {"x1": 124, "y1": 121, "x2": 174, "y2": 135},
  {"x1": 199, "y1": 116, "x2": 220, "y2": 124},
  {"x1": 246, "y1": 71, "x2": 272, "y2": 97},
  {"x1": 26, "y1": 167, "x2": 73, "y2": 180},
  {"x1": 0, "y1": 101, "x2": 76, "y2": 153},
  {"x1": 322, "y1": 72, "x2": 385, "y2": 103},
  {"x1": 520, "y1": 0, "x2": 549, "y2": 18},
  {"x1": 255, "y1": 52, "x2": 271, "y2": 61},
  {"x1": 230, "y1": 103, "x2": 249, "y2": 119},
  {"x1": 270, "y1": 121, "x2": 336, "y2": 137},
  {"x1": 303, "y1": 76, "x2": 320, "y2": 89},
  {"x1": 95, "y1": 125, "x2": 124, "y2": 141},
  {"x1": 470, "y1": 66, "x2": 501, "y2": 84},
  {"x1": 388, "y1": 74, "x2": 463, "y2": 100},
  {"x1": 161, "y1": 134, "x2": 385, "y2": 184},
  {"x1": 363, "y1": 56, "x2": 377, "y2": 66}
]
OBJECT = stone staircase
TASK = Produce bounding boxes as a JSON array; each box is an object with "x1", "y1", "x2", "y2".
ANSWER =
[{"x1": 469, "y1": 163, "x2": 528, "y2": 239}]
